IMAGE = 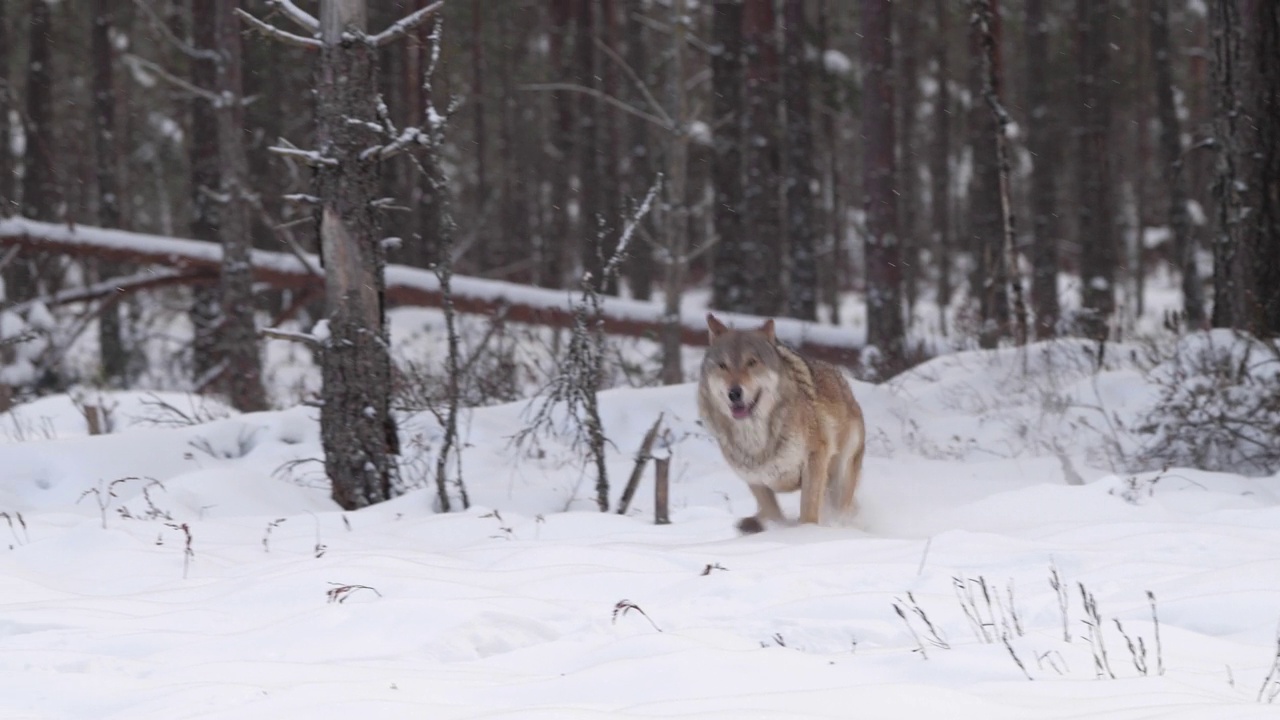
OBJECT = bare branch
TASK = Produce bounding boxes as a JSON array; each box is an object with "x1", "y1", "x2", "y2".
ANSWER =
[
  {"x1": 123, "y1": 54, "x2": 222, "y2": 105},
  {"x1": 132, "y1": 0, "x2": 221, "y2": 62},
  {"x1": 522, "y1": 83, "x2": 669, "y2": 130},
  {"x1": 234, "y1": 9, "x2": 322, "y2": 49},
  {"x1": 367, "y1": 1, "x2": 445, "y2": 47},
  {"x1": 260, "y1": 326, "x2": 324, "y2": 350},
  {"x1": 593, "y1": 37, "x2": 673, "y2": 127},
  {"x1": 8, "y1": 269, "x2": 212, "y2": 314},
  {"x1": 265, "y1": 0, "x2": 319, "y2": 33}
]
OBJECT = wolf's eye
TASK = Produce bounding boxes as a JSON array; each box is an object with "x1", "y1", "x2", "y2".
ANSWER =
[
  {"x1": 746, "y1": 358, "x2": 758, "y2": 368},
  {"x1": 718, "y1": 362, "x2": 728, "y2": 371}
]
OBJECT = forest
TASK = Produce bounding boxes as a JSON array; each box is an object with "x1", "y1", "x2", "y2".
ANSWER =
[
  {"x1": 3, "y1": 4, "x2": 1280, "y2": 713},
  {"x1": 0, "y1": 0, "x2": 1278, "y2": 507}
]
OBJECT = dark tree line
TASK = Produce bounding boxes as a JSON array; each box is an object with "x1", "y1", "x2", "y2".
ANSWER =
[{"x1": 1, "y1": 0, "x2": 1279, "y2": 503}]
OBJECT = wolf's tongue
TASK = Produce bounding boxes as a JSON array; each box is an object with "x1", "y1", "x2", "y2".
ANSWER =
[{"x1": 731, "y1": 404, "x2": 751, "y2": 419}]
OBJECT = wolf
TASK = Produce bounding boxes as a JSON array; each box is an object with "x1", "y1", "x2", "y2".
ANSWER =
[{"x1": 698, "y1": 313, "x2": 866, "y2": 533}]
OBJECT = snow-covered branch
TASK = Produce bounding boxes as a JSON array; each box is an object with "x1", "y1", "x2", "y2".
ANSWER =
[
  {"x1": 367, "y1": 1, "x2": 445, "y2": 48},
  {"x1": 0, "y1": 218, "x2": 866, "y2": 367},
  {"x1": 268, "y1": 145, "x2": 339, "y2": 167},
  {"x1": 265, "y1": 0, "x2": 319, "y2": 33}
]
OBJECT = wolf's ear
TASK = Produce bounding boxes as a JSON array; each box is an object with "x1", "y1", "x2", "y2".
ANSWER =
[
  {"x1": 707, "y1": 313, "x2": 729, "y2": 340},
  {"x1": 760, "y1": 318, "x2": 776, "y2": 343}
]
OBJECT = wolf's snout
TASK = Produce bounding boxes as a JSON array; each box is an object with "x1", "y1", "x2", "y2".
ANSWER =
[{"x1": 727, "y1": 386, "x2": 743, "y2": 404}]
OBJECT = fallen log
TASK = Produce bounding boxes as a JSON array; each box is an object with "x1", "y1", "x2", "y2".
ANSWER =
[{"x1": 0, "y1": 217, "x2": 864, "y2": 367}]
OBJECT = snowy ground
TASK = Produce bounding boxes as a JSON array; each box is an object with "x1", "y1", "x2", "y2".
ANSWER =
[{"x1": 2, "y1": 333, "x2": 1279, "y2": 719}]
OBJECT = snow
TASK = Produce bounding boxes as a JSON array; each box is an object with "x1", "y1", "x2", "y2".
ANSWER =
[
  {"x1": 2, "y1": 338, "x2": 1279, "y2": 718},
  {"x1": 823, "y1": 49, "x2": 853, "y2": 76}
]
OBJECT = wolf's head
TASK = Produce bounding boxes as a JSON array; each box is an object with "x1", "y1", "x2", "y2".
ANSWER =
[{"x1": 700, "y1": 313, "x2": 785, "y2": 421}]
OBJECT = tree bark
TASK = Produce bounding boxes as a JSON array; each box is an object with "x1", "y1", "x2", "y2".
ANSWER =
[
  {"x1": 599, "y1": 0, "x2": 622, "y2": 297},
  {"x1": 782, "y1": 0, "x2": 817, "y2": 321},
  {"x1": 1076, "y1": 0, "x2": 1118, "y2": 341},
  {"x1": 623, "y1": 0, "x2": 654, "y2": 300},
  {"x1": 213, "y1": 0, "x2": 267, "y2": 412},
  {"x1": 545, "y1": 0, "x2": 574, "y2": 288},
  {"x1": 1149, "y1": 0, "x2": 1203, "y2": 327},
  {"x1": 316, "y1": 0, "x2": 400, "y2": 509},
  {"x1": 817, "y1": 0, "x2": 845, "y2": 324},
  {"x1": 1026, "y1": 0, "x2": 1061, "y2": 338},
  {"x1": 0, "y1": 0, "x2": 11, "y2": 218},
  {"x1": 470, "y1": 0, "x2": 489, "y2": 271},
  {"x1": 861, "y1": 0, "x2": 906, "y2": 374},
  {"x1": 931, "y1": 0, "x2": 954, "y2": 334},
  {"x1": 660, "y1": 0, "x2": 691, "y2": 385},
  {"x1": 189, "y1": 0, "x2": 222, "y2": 386},
  {"x1": 10, "y1": 0, "x2": 58, "y2": 302},
  {"x1": 1209, "y1": 0, "x2": 1247, "y2": 329},
  {"x1": 972, "y1": 0, "x2": 1027, "y2": 346},
  {"x1": 710, "y1": 0, "x2": 747, "y2": 312},
  {"x1": 968, "y1": 0, "x2": 1008, "y2": 348},
  {"x1": 1248, "y1": 0, "x2": 1280, "y2": 337},
  {"x1": 91, "y1": 0, "x2": 128, "y2": 384},
  {"x1": 575, "y1": 0, "x2": 606, "y2": 289},
  {"x1": 896, "y1": 5, "x2": 922, "y2": 315},
  {"x1": 741, "y1": 0, "x2": 784, "y2": 316}
]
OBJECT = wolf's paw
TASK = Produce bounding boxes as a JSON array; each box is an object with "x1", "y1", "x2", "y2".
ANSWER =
[{"x1": 736, "y1": 516, "x2": 766, "y2": 534}]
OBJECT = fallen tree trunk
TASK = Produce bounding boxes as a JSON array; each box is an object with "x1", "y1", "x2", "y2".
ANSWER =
[{"x1": 0, "y1": 217, "x2": 864, "y2": 367}]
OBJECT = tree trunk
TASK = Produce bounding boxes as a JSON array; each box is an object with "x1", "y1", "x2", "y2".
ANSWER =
[
  {"x1": 189, "y1": 0, "x2": 221, "y2": 386},
  {"x1": 316, "y1": 0, "x2": 400, "y2": 509},
  {"x1": 545, "y1": 0, "x2": 574, "y2": 288},
  {"x1": 861, "y1": 0, "x2": 905, "y2": 374},
  {"x1": 497, "y1": 6, "x2": 529, "y2": 283},
  {"x1": 817, "y1": 0, "x2": 845, "y2": 324},
  {"x1": 660, "y1": 0, "x2": 691, "y2": 385},
  {"x1": 896, "y1": 5, "x2": 922, "y2": 316},
  {"x1": 1026, "y1": 0, "x2": 1061, "y2": 338},
  {"x1": 931, "y1": 0, "x2": 953, "y2": 334},
  {"x1": 91, "y1": 0, "x2": 127, "y2": 384},
  {"x1": 741, "y1": 0, "x2": 784, "y2": 316},
  {"x1": 968, "y1": 0, "x2": 1007, "y2": 348},
  {"x1": 10, "y1": 0, "x2": 58, "y2": 302},
  {"x1": 783, "y1": 0, "x2": 817, "y2": 321},
  {"x1": 973, "y1": 0, "x2": 1027, "y2": 346},
  {"x1": 1076, "y1": 0, "x2": 1118, "y2": 341},
  {"x1": 0, "y1": 0, "x2": 11, "y2": 219},
  {"x1": 575, "y1": 0, "x2": 606, "y2": 288},
  {"x1": 710, "y1": 0, "x2": 747, "y2": 313},
  {"x1": 1209, "y1": 0, "x2": 1247, "y2": 329},
  {"x1": 1248, "y1": 0, "x2": 1280, "y2": 337},
  {"x1": 623, "y1": 0, "x2": 654, "y2": 300},
  {"x1": 471, "y1": 0, "x2": 489, "y2": 272},
  {"x1": 213, "y1": 0, "x2": 267, "y2": 412}
]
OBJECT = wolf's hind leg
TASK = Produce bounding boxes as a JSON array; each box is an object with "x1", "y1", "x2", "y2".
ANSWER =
[
  {"x1": 834, "y1": 443, "x2": 865, "y2": 518},
  {"x1": 799, "y1": 450, "x2": 832, "y2": 525}
]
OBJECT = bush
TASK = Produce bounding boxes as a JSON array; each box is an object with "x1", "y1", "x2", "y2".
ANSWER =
[{"x1": 1135, "y1": 329, "x2": 1280, "y2": 475}]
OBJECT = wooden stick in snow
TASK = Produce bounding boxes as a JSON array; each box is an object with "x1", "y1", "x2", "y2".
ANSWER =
[{"x1": 616, "y1": 413, "x2": 665, "y2": 516}]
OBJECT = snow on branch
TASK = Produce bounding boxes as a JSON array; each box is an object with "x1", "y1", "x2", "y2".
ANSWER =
[
  {"x1": 268, "y1": 145, "x2": 339, "y2": 167},
  {"x1": 234, "y1": 9, "x2": 322, "y2": 50},
  {"x1": 367, "y1": 1, "x2": 445, "y2": 48},
  {"x1": 265, "y1": 0, "x2": 319, "y2": 33},
  {"x1": 0, "y1": 217, "x2": 865, "y2": 367}
]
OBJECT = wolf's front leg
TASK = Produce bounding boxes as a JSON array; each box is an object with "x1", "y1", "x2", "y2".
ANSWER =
[{"x1": 738, "y1": 484, "x2": 784, "y2": 534}]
